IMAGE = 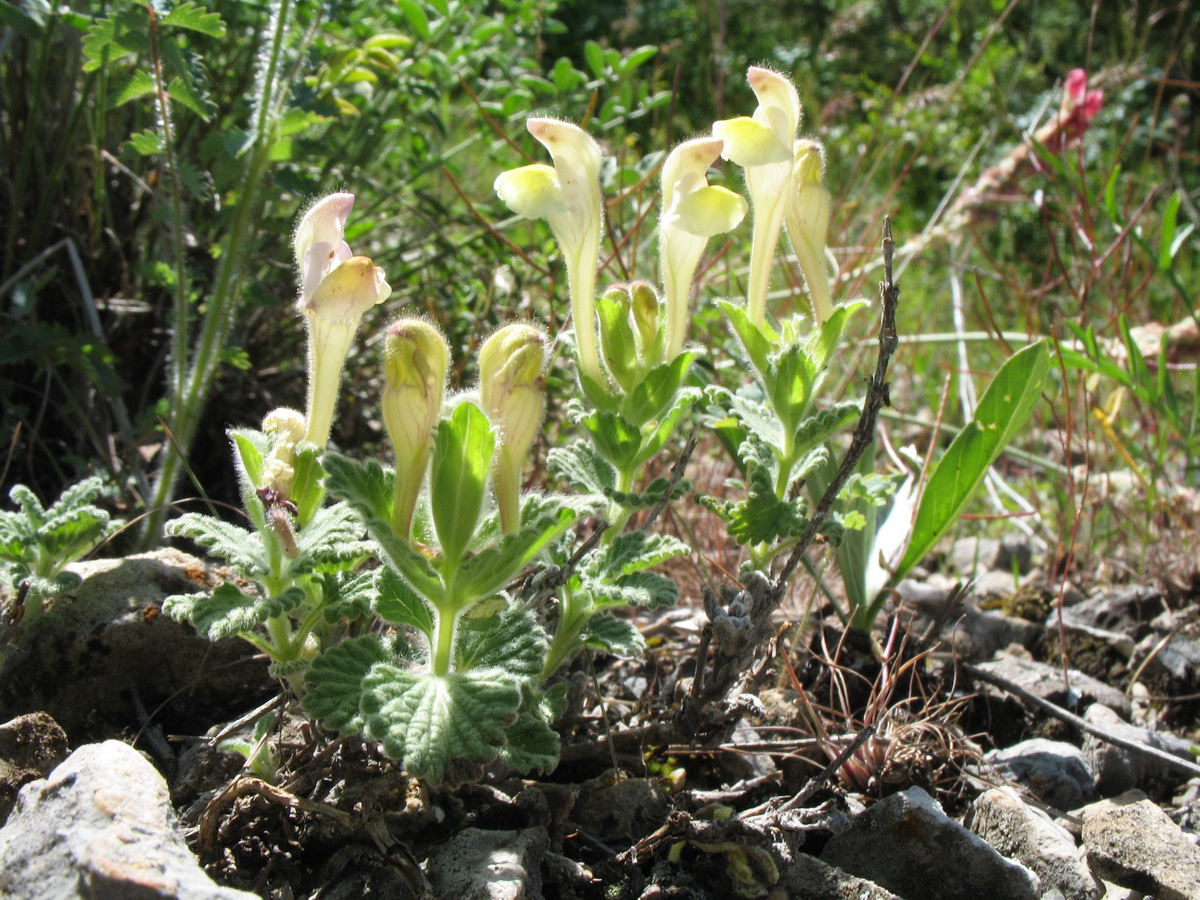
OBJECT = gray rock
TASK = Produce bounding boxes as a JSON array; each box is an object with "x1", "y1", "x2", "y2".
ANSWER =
[
  {"x1": 820, "y1": 786, "x2": 1042, "y2": 900},
  {"x1": 424, "y1": 826, "x2": 547, "y2": 900},
  {"x1": 951, "y1": 534, "x2": 1035, "y2": 578},
  {"x1": 1139, "y1": 633, "x2": 1200, "y2": 683},
  {"x1": 973, "y1": 568, "x2": 1022, "y2": 601},
  {"x1": 966, "y1": 787, "x2": 1103, "y2": 900},
  {"x1": 1083, "y1": 704, "x2": 1200, "y2": 797},
  {"x1": 1081, "y1": 791, "x2": 1200, "y2": 900},
  {"x1": 974, "y1": 656, "x2": 1132, "y2": 719},
  {"x1": 1052, "y1": 586, "x2": 1161, "y2": 656},
  {"x1": 0, "y1": 550, "x2": 268, "y2": 741},
  {"x1": 571, "y1": 773, "x2": 668, "y2": 844},
  {"x1": 0, "y1": 712, "x2": 68, "y2": 825},
  {"x1": 950, "y1": 604, "x2": 1043, "y2": 661},
  {"x1": 779, "y1": 853, "x2": 902, "y2": 899},
  {"x1": 952, "y1": 537, "x2": 1004, "y2": 577},
  {"x1": 986, "y1": 739, "x2": 1096, "y2": 810},
  {"x1": 0, "y1": 740, "x2": 255, "y2": 900}
]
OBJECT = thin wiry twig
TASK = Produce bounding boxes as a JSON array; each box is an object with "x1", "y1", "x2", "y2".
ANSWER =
[{"x1": 766, "y1": 217, "x2": 902, "y2": 607}]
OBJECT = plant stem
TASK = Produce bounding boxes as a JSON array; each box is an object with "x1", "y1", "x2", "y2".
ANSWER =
[
  {"x1": 140, "y1": 0, "x2": 293, "y2": 548},
  {"x1": 431, "y1": 607, "x2": 457, "y2": 677}
]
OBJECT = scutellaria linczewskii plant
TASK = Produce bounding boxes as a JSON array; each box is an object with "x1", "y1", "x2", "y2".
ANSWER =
[{"x1": 164, "y1": 64, "x2": 1051, "y2": 784}]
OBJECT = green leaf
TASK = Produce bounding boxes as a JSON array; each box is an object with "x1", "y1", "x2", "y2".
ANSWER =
[
  {"x1": 293, "y1": 503, "x2": 372, "y2": 574},
  {"x1": 160, "y1": 2, "x2": 226, "y2": 37},
  {"x1": 804, "y1": 300, "x2": 866, "y2": 370},
  {"x1": 322, "y1": 452, "x2": 392, "y2": 524},
  {"x1": 0, "y1": 3, "x2": 46, "y2": 40},
  {"x1": 166, "y1": 513, "x2": 267, "y2": 577},
  {"x1": 791, "y1": 401, "x2": 861, "y2": 457},
  {"x1": 547, "y1": 442, "x2": 617, "y2": 495},
  {"x1": 82, "y1": 8, "x2": 149, "y2": 72},
  {"x1": 1159, "y1": 191, "x2": 1181, "y2": 271},
  {"x1": 111, "y1": 70, "x2": 156, "y2": 107},
  {"x1": 290, "y1": 443, "x2": 326, "y2": 527},
  {"x1": 619, "y1": 45, "x2": 658, "y2": 74},
  {"x1": 598, "y1": 531, "x2": 689, "y2": 576},
  {"x1": 584, "y1": 40, "x2": 606, "y2": 78},
  {"x1": 360, "y1": 667, "x2": 522, "y2": 783},
  {"x1": 585, "y1": 570, "x2": 678, "y2": 611},
  {"x1": 396, "y1": 0, "x2": 431, "y2": 40},
  {"x1": 1102, "y1": 164, "x2": 1121, "y2": 220},
  {"x1": 580, "y1": 410, "x2": 642, "y2": 472},
  {"x1": 456, "y1": 602, "x2": 546, "y2": 678},
  {"x1": 374, "y1": 566, "x2": 435, "y2": 640},
  {"x1": 719, "y1": 300, "x2": 774, "y2": 375},
  {"x1": 455, "y1": 507, "x2": 576, "y2": 602},
  {"x1": 128, "y1": 130, "x2": 166, "y2": 155},
  {"x1": 167, "y1": 75, "x2": 210, "y2": 119},
  {"x1": 303, "y1": 635, "x2": 393, "y2": 733},
  {"x1": 316, "y1": 569, "x2": 374, "y2": 624},
  {"x1": 163, "y1": 583, "x2": 304, "y2": 641},
  {"x1": 632, "y1": 390, "x2": 700, "y2": 469},
  {"x1": 430, "y1": 402, "x2": 494, "y2": 565},
  {"x1": 897, "y1": 341, "x2": 1051, "y2": 579},
  {"x1": 230, "y1": 429, "x2": 267, "y2": 501},
  {"x1": 497, "y1": 684, "x2": 563, "y2": 775},
  {"x1": 623, "y1": 352, "x2": 698, "y2": 426},
  {"x1": 579, "y1": 612, "x2": 644, "y2": 656}
]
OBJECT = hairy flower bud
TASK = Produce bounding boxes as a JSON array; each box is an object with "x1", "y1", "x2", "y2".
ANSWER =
[
  {"x1": 784, "y1": 139, "x2": 833, "y2": 325},
  {"x1": 629, "y1": 281, "x2": 664, "y2": 367},
  {"x1": 597, "y1": 285, "x2": 639, "y2": 394},
  {"x1": 383, "y1": 319, "x2": 450, "y2": 538},
  {"x1": 478, "y1": 323, "x2": 547, "y2": 532}
]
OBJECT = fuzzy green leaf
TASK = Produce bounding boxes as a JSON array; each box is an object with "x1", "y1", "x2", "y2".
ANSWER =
[
  {"x1": 360, "y1": 667, "x2": 522, "y2": 783},
  {"x1": 303, "y1": 635, "x2": 394, "y2": 733},
  {"x1": 597, "y1": 531, "x2": 689, "y2": 576},
  {"x1": 316, "y1": 569, "x2": 375, "y2": 624},
  {"x1": 498, "y1": 683, "x2": 565, "y2": 775},
  {"x1": 111, "y1": 70, "x2": 155, "y2": 107},
  {"x1": 293, "y1": 503, "x2": 372, "y2": 574},
  {"x1": 719, "y1": 300, "x2": 774, "y2": 376},
  {"x1": 623, "y1": 352, "x2": 698, "y2": 426},
  {"x1": 455, "y1": 507, "x2": 576, "y2": 602},
  {"x1": 166, "y1": 513, "x2": 267, "y2": 577},
  {"x1": 322, "y1": 452, "x2": 392, "y2": 524},
  {"x1": 792, "y1": 401, "x2": 861, "y2": 457},
  {"x1": 456, "y1": 602, "x2": 546, "y2": 678},
  {"x1": 547, "y1": 442, "x2": 617, "y2": 495},
  {"x1": 373, "y1": 566, "x2": 435, "y2": 640},
  {"x1": 590, "y1": 570, "x2": 678, "y2": 610},
  {"x1": 163, "y1": 583, "x2": 304, "y2": 640},
  {"x1": 579, "y1": 612, "x2": 645, "y2": 656},
  {"x1": 431, "y1": 402, "x2": 495, "y2": 565},
  {"x1": 604, "y1": 476, "x2": 691, "y2": 510}
]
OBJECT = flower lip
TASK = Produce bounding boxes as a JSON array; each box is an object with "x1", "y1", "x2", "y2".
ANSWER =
[
  {"x1": 294, "y1": 192, "x2": 356, "y2": 306},
  {"x1": 303, "y1": 256, "x2": 391, "y2": 323}
]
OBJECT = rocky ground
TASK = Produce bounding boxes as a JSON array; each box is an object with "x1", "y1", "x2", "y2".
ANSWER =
[{"x1": 0, "y1": 536, "x2": 1199, "y2": 900}]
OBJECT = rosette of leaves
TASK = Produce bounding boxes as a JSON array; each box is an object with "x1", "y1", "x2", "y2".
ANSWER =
[
  {"x1": 0, "y1": 476, "x2": 123, "y2": 628},
  {"x1": 163, "y1": 428, "x2": 374, "y2": 681},
  {"x1": 700, "y1": 301, "x2": 866, "y2": 566},
  {"x1": 311, "y1": 400, "x2": 591, "y2": 784}
]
